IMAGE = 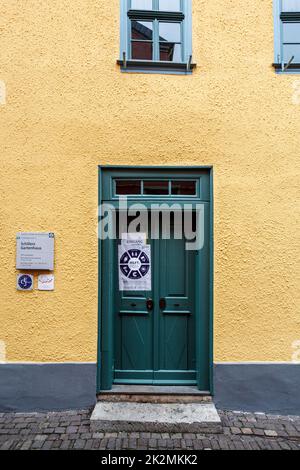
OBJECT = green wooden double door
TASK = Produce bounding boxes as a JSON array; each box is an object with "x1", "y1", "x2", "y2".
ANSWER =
[
  {"x1": 99, "y1": 166, "x2": 212, "y2": 392},
  {"x1": 114, "y1": 218, "x2": 196, "y2": 385}
]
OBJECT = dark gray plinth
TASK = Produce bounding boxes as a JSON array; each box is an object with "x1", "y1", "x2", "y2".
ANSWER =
[
  {"x1": 0, "y1": 363, "x2": 97, "y2": 412},
  {"x1": 214, "y1": 363, "x2": 300, "y2": 415},
  {"x1": 1, "y1": 362, "x2": 300, "y2": 415}
]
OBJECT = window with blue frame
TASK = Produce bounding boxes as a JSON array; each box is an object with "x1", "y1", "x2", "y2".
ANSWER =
[
  {"x1": 118, "y1": 0, "x2": 195, "y2": 73},
  {"x1": 274, "y1": 0, "x2": 300, "y2": 72}
]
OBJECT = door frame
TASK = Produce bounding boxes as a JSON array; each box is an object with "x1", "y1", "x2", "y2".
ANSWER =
[{"x1": 97, "y1": 165, "x2": 214, "y2": 394}]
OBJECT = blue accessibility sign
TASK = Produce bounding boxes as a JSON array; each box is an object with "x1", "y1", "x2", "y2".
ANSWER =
[{"x1": 17, "y1": 274, "x2": 33, "y2": 291}]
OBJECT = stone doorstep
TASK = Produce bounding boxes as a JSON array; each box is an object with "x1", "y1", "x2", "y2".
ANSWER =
[{"x1": 90, "y1": 402, "x2": 222, "y2": 433}]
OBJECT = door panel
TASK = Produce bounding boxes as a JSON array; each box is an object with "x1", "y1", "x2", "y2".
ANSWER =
[
  {"x1": 154, "y1": 222, "x2": 196, "y2": 383},
  {"x1": 114, "y1": 282, "x2": 154, "y2": 381},
  {"x1": 121, "y1": 313, "x2": 152, "y2": 369},
  {"x1": 115, "y1": 290, "x2": 154, "y2": 380},
  {"x1": 163, "y1": 316, "x2": 188, "y2": 370},
  {"x1": 114, "y1": 214, "x2": 154, "y2": 381}
]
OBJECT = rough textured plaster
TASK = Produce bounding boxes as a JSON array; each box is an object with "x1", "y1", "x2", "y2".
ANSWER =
[{"x1": 0, "y1": 1, "x2": 299, "y2": 362}]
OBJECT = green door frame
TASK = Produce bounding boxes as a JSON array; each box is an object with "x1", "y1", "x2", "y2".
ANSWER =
[{"x1": 97, "y1": 165, "x2": 214, "y2": 394}]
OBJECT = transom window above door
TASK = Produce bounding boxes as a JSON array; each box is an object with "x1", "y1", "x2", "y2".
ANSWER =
[
  {"x1": 115, "y1": 179, "x2": 197, "y2": 196},
  {"x1": 118, "y1": 0, "x2": 195, "y2": 74}
]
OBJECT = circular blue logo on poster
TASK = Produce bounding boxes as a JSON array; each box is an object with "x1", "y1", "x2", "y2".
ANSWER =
[
  {"x1": 18, "y1": 275, "x2": 33, "y2": 290},
  {"x1": 120, "y1": 249, "x2": 150, "y2": 279}
]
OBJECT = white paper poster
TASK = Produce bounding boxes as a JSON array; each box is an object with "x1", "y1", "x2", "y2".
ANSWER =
[
  {"x1": 119, "y1": 234, "x2": 151, "y2": 291},
  {"x1": 38, "y1": 274, "x2": 55, "y2": 291}
]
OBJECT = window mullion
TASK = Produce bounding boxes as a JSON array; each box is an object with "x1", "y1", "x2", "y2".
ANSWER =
[
  {"x1": 128, "y1": 17, "x2": 131, "y2": 59},
  {"x1": 153, "y1": 19, "x2": 159, "y2": 61},
  {"x1": 181, "y1": 19, "x2": 184, "y2": 62}
]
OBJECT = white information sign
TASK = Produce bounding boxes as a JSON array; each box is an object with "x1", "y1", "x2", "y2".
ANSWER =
[
  {"x1": 38, "y1": 274, "x2": 55, "y2": 291},
  {"x1": 119, "y1": 234, "x2": 151, "y2": 291},
  {"x1": 16, "y1": 232, "x2": 54, "y2": 270}
]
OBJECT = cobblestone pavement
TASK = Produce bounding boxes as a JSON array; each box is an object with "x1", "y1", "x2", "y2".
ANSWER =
[{"x1": 0, "y1": 408, "x2": 300, "y2": 450}]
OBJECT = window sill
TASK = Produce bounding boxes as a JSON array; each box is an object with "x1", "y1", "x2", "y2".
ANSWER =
[
  {"x1": 273, "y1": 63, "x2": 300, "y2": 73},
  {"x1": 117, "y1": 60, "x2": 196, "y2": 75}
]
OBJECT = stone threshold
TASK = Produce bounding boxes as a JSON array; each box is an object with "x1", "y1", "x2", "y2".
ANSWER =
[
  {"x1": 97, "y1": 385, "x2": 212, "y2": 404},
  {"x1": 99, "y1": 385, "x2": 210, "y2": 395}
]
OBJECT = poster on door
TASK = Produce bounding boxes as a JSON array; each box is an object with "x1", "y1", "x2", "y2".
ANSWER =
[{"x1": 118, "y1": 234, "x2": 151, "y2": 291}]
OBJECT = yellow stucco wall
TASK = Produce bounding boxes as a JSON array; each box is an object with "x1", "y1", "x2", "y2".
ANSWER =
[{"x1": 0, "y1": 0, "x2": 299, "y2": 363}]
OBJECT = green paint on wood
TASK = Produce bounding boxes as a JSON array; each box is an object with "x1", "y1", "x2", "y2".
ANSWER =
[{"x1": 98, "y1": 166, "x2": 212, "y2": 392}]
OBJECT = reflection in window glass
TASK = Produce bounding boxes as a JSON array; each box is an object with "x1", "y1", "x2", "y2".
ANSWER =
[
  {"x1": 159, "y1": 22, "x2": 181, "y2": 61},
  {"x1": 282, "y1": 0, "x2": 300, "y2": 11},
  {"x1": 282, "y1": 24, "x2": 300, "y2": 63},
  {"x1": 131, "y1": 21, "x2": 153, "y2": 40},
  {"x1": 116, "y1": 180, "x2": 141, "y2": 195},
  {"x1": 131, "y1": 21, "x2": 153, "y2": 60},
  {"x1": 283, "y1": 44, "x2": 300, "y2": 62},
  {"x1": 283, "y1": 22, "x2": 300, "y2": 43},
  {"x1": 159, "y1": 22, "x2": 181, "y2": 42},
  {"x1": 143, "y1": 181, "x2": 169, "y2": 195},
  {"x1": 160, "y1": 43, "x2": 181, "y2": 61},
  {"x1": 159, "y1": 0, "x2": 181, "y2": 11},
  {"x1": 132, "y1": 41, "x2": 153, "y2": 60},
  {"x1": 171, "y1": 181, "x2": 196, "y2": 196},
  {"x1": 131, "y1": 0, "x2": 153, "y2": 10}
]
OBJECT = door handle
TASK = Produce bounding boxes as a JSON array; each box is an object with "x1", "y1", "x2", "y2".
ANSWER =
[
  {"x1": 146, "y1": 298, "x2": 154, "y2": 311},
  {"x1": 159, "y1": 298, "x2": 166, "y2": 310}
]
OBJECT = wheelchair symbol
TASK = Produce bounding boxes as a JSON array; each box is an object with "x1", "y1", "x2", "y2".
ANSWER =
[{"x1": 18, "y1": 275, "x2": 33, "y2": 290}]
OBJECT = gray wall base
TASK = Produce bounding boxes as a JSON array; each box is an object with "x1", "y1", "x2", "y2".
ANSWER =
[
  {"x1": 0, "y1": 363, "x2": 96, "y2": 413},
  {"x1": 214, "y1": 364, "x2": 300, "y2": 415},
  {"x1": 1, "y1": 363, "x2": 300, "y2": 414}
]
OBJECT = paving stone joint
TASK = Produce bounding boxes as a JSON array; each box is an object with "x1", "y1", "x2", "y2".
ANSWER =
[{"x1": 0, "y1": 409, "x2": 300, "y2": 450}]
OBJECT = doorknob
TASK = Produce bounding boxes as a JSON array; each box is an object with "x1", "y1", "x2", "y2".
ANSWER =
[
  {"x1": 159, "y1": 298, "x2": 166, "y2": 310},
  {"x1": 146, "y1": 298, "x2": 154, "y2": 311}
]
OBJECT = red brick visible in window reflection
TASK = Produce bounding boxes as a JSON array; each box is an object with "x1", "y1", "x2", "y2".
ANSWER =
[{"x1": 132, "y1": 42, "x2": 153, "y2": 60}]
